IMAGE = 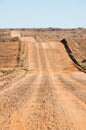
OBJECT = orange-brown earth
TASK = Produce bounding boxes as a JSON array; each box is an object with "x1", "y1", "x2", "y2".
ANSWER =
[{"x1": 0, "y1": 35, "x2": 86, "y2": 130}]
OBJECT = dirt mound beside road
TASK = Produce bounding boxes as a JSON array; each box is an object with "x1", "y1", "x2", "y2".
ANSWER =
[{"x1": 61, "y1": 39, "x2": 86, "y2": 73}]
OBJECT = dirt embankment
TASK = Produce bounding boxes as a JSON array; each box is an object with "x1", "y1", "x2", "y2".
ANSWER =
[{"x1": 61, "y1": 39, "x2": 86, "y2": 73}]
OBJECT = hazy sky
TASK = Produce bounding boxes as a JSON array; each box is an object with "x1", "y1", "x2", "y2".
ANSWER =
[{"x1": 0, "y1": 0, "x2": 86, "y2": 28}]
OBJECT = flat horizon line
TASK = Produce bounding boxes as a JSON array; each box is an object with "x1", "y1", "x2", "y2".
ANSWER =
[{"x1": 0, "y1": 27, "x2": 86, "y2": 30}]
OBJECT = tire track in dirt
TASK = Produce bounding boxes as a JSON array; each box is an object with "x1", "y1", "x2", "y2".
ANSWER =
[
  {"x1": 47, "y1": 42, "x2": 62, "y2": 72},
  {"x1": 38, "y1": 42, "x2": 58, "y2": 74},
  {"x1": 57, "y1": 73, "x2": 86, "y2": 104},
  {"x1": 35, "y1": 42, "x2": 44, "y2": 73},
  {"x1": 8, "y1": 74, "x2": 43, "y2": 130},
  {"x1": 0, "y1": 74, "x2": 38, "y2": 130},
  {"x1": 35, "y1": 75, "x2": 70, "y2": 130},
  {"x1": 40, "y1": 42, "x2": 55, "y2": 73},
  {"x1": 50, "y1": 75, "x2": 86, "y2": 130},
  {"x1": 29, "y1": 41, "x2": 43, "y2": 73},
  {"x1": 37, "y1": 42, "x2": 49, "y2": 73},
  {"x1": 29, "y1": 41, "x2": 39, "y2": 72}
]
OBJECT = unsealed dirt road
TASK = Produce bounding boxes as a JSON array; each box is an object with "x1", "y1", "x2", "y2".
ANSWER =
[{"x1": 0, "y1": 39, "x2": 86, "y2": 130}]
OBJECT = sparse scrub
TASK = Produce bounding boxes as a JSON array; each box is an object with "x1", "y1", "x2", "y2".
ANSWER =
[
  {"x1": 0, "y1": 68, "x2": 15, "y2": 75},
  {"x1": 82, "y1": 64, "x2": 86, "y2": 70},
  {"x1": 11, "y1": 37, "x2": 19, "y2": 42}
]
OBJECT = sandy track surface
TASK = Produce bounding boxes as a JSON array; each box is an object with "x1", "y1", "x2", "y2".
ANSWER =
[{"x1": 0, "y1": 40, "x2": 86, "y2": 130}]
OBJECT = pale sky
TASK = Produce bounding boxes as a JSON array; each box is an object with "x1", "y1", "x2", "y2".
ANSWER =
[{"x1": 0, "y1": 0, "x2": 86, "y2": 28}]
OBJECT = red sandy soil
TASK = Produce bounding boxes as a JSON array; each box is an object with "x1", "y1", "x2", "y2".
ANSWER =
[{"x1": 0, "y1": 38, "x2": 86, "y2": 130}]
